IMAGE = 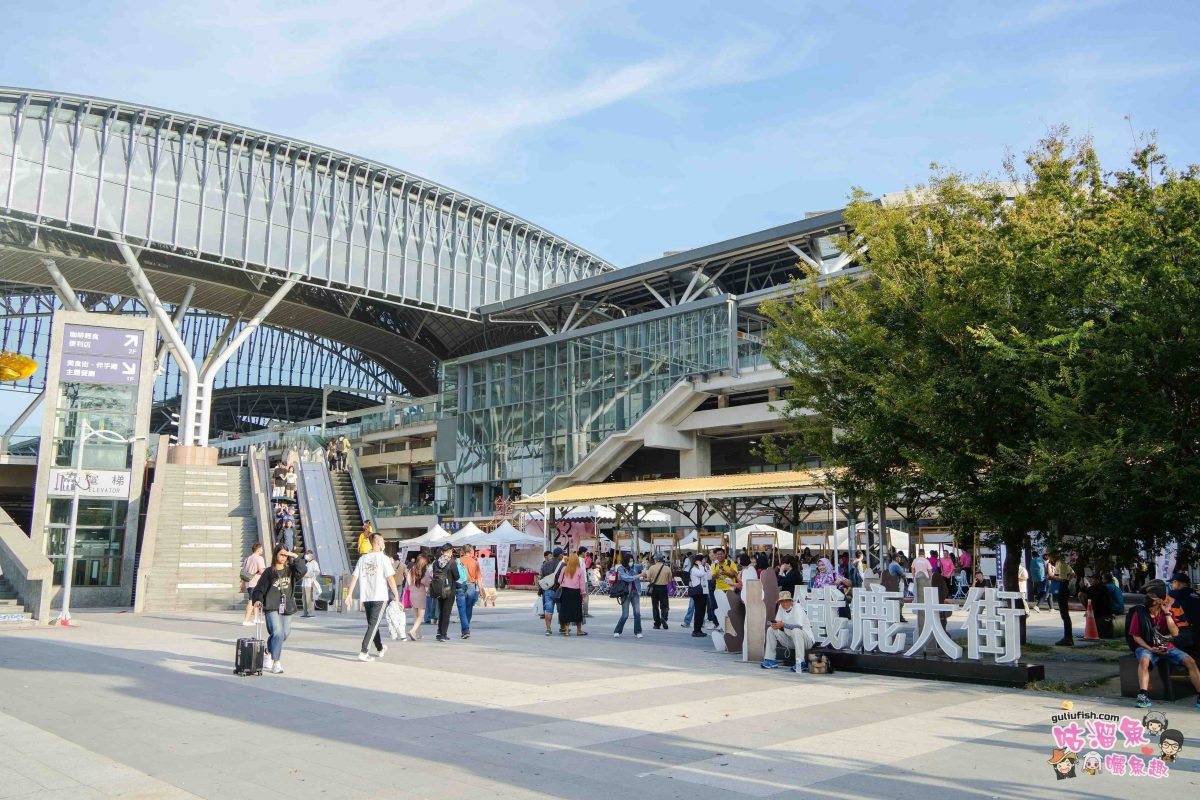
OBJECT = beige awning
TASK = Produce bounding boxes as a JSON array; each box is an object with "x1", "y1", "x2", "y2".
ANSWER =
[{"x1": 514, "y1": 469, "x2": 831, "y2": 507}]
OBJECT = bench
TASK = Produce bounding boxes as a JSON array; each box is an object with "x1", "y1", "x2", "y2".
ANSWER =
[{"x1": 1118, "y1": 653, "x2": 1194, "y2": 700}]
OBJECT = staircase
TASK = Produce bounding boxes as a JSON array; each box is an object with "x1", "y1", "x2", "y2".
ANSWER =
[
  {"x1": 141, "y1": 464, "x2": 258, "y2": 612},
  {"x1": 0, "y1": 575, "x2": 33, "y2": 628},
  {"x1": 331, "y1": 471, "x2": 364, "y2": 555}
]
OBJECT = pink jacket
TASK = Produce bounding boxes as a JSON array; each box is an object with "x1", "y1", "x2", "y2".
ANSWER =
[{"x1": 557, "y1": 567, "x2": 586, "y2": 592}]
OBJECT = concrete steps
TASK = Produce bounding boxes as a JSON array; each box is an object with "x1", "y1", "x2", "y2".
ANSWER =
[
  {"x1": 141, "y1": 465, "x2": 258, "y2": 612},
  {"x1": 0, "y1": 577, "x2": 33, "y2": 627}
]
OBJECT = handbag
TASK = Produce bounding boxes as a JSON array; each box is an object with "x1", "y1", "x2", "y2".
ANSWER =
[
  {"x1": 400, "y1": 587, "x2": 411, "y2": 609},
  {"x1": 609, "y1": 579, "x2": 629, "y2": 599},
  {"x1": 687, "y1": 584, "x2": 704, "y2": 598},
  {"x1": 239, "y1": 568, "x2": 256, "y2": 582},
  {"x1": 538, "y1": 563, "x2": 563, "y2": 591}
]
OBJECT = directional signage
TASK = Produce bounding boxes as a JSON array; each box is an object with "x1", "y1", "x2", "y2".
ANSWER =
[
  {"x1": 59, "y1": 324, "x2": 144, "y2": 385},
  {"x1": 47, "y1": 468, "x2": 133, "y2": 499}
]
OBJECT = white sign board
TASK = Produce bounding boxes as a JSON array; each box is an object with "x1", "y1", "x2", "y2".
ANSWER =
[
  {"x1": 47, "y1": 468, "x2": 132, "y2": 499},
  {"x1": 478, "y1": 557, "x2": 496, "y2": 589},
  {"x1": 700, "y1": 536, "x2": 726, "y2": 549},
  {"x1": 749, "y1": 534, "x2": 777, "y2": 548},
  {"x1": 497, "y1": 544, "x2": 511, "y2": 576}
]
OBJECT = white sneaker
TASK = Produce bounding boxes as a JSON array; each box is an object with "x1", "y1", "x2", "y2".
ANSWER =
[
  {"x1": 613, "y1": 632, "x2": 621, "y2": 638},
  {"x1": 241, "y1": 620, "x2": 255, "y2": 626},
  {"x1": 264, "y1": 656, "x2": 274, "y2": 671},
  {"x1": 635, "y1": 633, "x2": 644, "y2": 639},
  {"x1": 377, "y1": 645, "x2": 388, "y2": 659},
  {"x1": 357, "y1": 652, "x2": 370, "y2": 662},
  {"x1": 271, "y1": 663, "x2": 283, "y2": 674}
]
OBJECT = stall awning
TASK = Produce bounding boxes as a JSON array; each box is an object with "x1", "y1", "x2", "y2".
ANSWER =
[{"x1": 515, "y1": 469, "x2": 830, "y2": 507}]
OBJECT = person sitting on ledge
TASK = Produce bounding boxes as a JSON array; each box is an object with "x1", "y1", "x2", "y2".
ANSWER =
[
  {"x1": 1127, "y1": 580, "x2": 1200, "y2": 710},
  {"x1": 760, "y1": 591, "x2": 816, "y2": 674}
]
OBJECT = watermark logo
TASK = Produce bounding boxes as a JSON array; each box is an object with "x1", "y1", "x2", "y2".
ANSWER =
[{"x1": 1047, "y1": 710, "x2": 1184, "y2": 780}]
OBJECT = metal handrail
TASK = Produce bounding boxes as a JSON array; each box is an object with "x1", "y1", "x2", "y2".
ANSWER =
[
  {"x1": 345, "y1": 448, "x2": 378, "y2": 533},
  {"x1": 247, "y1": 445, "x2": 276, "y2": 561}
]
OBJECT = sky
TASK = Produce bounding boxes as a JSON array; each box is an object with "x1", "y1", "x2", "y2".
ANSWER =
[
  {"x1": 2, "y1": 0, "x2": 1197, "y2": 268},
  {"x1": 1, "y1": 0, "x2": 1198, "y2": 426}
]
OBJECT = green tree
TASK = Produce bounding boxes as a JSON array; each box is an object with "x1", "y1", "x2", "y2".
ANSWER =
[{"x1": 762, "y1": 132, "x2": 1200, "y2": 602}]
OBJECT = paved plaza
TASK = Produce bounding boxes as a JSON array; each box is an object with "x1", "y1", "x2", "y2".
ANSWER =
[{"x1": 2, "y1": 592, "x2": 1194, "y2": 799}]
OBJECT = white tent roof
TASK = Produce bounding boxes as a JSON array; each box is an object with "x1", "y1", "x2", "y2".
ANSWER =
[
  {"x1": 734, "y1": 523, "x2": 794, "y2": 551},
  {"x1": 403, "y1": 524, "x2": 452, "y2": 547},
  {"x1": 445, "y1": 522, "x2": 484, "y2": 545},
  {"x1": 832, "y1": 523, "x2": 910, "y2": 553},
  {"x1": 464, "y1": 521, "x2": 544, "y2": 548},
  {"x1": 525, "y1": 504, "x2": 671, "y2": 524}
]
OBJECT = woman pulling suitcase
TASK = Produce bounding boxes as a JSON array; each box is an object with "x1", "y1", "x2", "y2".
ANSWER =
[{"x1": 251, "y1": 546, "x2": 306, "y2": 674}]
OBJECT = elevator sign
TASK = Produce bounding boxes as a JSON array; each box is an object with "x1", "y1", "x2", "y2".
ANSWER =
[{"x1": 59, "y1": 325, "x2": 144, "y2": 385}]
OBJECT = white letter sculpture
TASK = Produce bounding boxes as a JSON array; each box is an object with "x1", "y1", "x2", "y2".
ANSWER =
[
  {"x1": 850, "y1": 584, "x2": 907, "y2": 654},
  {"x1": 963, "y1": 587, "x2": 1025, "y2": 663},
  {"x1": 803, "y1": 586, "x2": 851, "y2": 648},
  {"x1": 904, "y1": 586, "x2": 962, "y2": 659}
]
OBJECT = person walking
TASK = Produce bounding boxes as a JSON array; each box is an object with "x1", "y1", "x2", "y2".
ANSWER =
[
  {"x1": 250, "y1": 546, "x2": 305, "y2": 674},
  {"x1": 1031, "y1": 552, "x2": 1047, "y2": 608},
  {"x1": 240, "y1": 542, "x2": 266, "y2": 625},
  {"x1": 539, "y1": 547, "x2": 565, "y2": 635},
  {"x1": 406, "y1": 554, "x2": 431, "y2": 639},
  {"x1": 645, "y1": 552, "x2": 673, "y2": 630},
  {"x1": 457, "y1": 544, "x2": 484, "y2": 639},
  {"x1": 429, "y1": 544, "x2": 459, "y2": 642},
  {"x1": 556, "y1": 554, "x2": 587, "y2": 636},
  {"x1": 344, "y1": 532, "x2": 401, "y2": 660},
  {"x1": 301, "y1": 549, "x2": 321, "y2": 617},
  {"x1": 284, "y1": 464, "x2": 297, "y2": 499},
  {"x1": 272, "y1": 461, "x2": 288, "y2": 496},
  {"x1": 1050, "y1": 550, "x2": 1076, "y2": 646},
  {"x1": 613, "y1": 554, "x2": 645, "y2": 638},
  {"x1": 688, "y1": 554, "x2": 712, "y2": 638},
  {"x1": 356, "y1": 522, "x2": 373, "y2": 560},
  {"x1": 276, "y1": 518, "x2": 296, "y2": 554},
  {"x1": 578, "y1": 546, "x2": 593, "y2": 619},
  {"x1": 337, "y1": 434, "x2": 351, "y2": 472}
]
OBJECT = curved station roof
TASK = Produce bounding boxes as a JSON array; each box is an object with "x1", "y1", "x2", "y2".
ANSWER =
[{"x1": 0, "y1": 89, "x2": 614, "y2": 394}]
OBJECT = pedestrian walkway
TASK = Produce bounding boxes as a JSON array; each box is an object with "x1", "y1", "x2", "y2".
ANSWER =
[{"x1": 0, "y1": 593, "x2": 1187, "y2": 799}]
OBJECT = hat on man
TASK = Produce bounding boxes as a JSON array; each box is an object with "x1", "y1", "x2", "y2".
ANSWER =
[
  {"x1": 1170, "y1": 572, "x2": 1191, "y2": 586},
  {"x1": 1142, "y1": 579, "x2": 1168, "y2": 600},
  {"x1": 777, "y1": 591, "x2": 794, "y2": 603},
  {"x1": 551, "y1": 546, "x2": 564, "y2": 556},
  {"x1": 654, "y1": 552, "x2": 667, "y2": 562}
]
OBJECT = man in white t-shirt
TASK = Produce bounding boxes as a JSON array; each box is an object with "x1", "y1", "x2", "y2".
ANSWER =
[{"x1": 345, "y1": 533, "x2": 400, "y2": 662}]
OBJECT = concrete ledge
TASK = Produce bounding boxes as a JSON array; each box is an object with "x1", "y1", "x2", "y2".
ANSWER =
[
  {"x1": 0, "y1": 506, "x2": 53, "y2": 621},
  {"x1": 134, "y1": 435, "x2": 172, "y2": 613},
  {"x1": 821, "y1": 649, "x2": 1045, "y2": 687},
  {"x1": 167, "y1": 445, "x2": 219, "y2": 466}
]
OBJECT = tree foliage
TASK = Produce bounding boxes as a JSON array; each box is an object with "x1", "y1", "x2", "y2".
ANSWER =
[{"x1": 762, "y1": 132, "x2": 1200, "y2": 579}]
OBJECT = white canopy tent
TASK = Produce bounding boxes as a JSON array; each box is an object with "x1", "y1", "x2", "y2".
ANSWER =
[
  {"x1": 463, "y1": 521, "x2": 544, "y2": 548},
  {"x1": 833, "y1": 523, "x2": 911, "y2": 553},
  {"x1": 734, "y1": 523, "x2": 795, "y2": 551},
  {"x1": 524, "y1": 505, "x2": 671, "y2": 525},
  {"x1": 402, "y1": 524, "x2": 453, "y2": 548},
  {"x1": 445, "y1": 522, "x2": 484, "y2": 546}
]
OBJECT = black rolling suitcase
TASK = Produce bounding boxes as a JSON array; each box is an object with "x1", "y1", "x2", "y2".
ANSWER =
[{"x1": 235, "y1": 613, "x2": 265, "y2": 676}]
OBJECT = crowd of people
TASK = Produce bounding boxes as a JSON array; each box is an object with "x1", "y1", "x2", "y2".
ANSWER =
[{"x1": 237, "y1": 529, "x2": 1200, "y2": 709}]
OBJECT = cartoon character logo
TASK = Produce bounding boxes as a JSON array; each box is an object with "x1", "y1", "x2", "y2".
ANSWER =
[
  {"x1": 1143, "y1": 711, "x2": 1168, "y2": 736},
  {"x1": 1048, "y1": 748, "x2": 1078, "y2": 780},
  {"x1": 1080, "y1": 751, "x2": 1103, "y2": 775},
  {"x1": 1159, "y1": 729, "x2": 1184, "y2": 763}
]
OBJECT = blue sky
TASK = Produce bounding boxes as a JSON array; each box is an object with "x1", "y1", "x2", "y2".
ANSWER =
[{"x1": 2, "y1": 0, "x2": 1197, "y2": 268}]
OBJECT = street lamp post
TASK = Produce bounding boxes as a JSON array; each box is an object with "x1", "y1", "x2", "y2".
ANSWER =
[{"x1": 55, "y1": 419, "x2": 144, "y2": 626}]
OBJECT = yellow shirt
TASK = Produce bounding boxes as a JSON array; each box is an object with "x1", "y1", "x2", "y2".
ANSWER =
[
  {"x1": 713, "y1": 559, "x2": 739, "y2": 591},
  {"x1": 357, "y1": 533, "x2": 372, "y2": 555}
]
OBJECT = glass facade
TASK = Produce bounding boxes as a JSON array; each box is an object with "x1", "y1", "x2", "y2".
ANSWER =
[
  {"x1": 441, "y1": 300, "x2": 734, "y2": 516},
  {"x1": 43, "y1": 382, "x2": 138, "y2": 587}
]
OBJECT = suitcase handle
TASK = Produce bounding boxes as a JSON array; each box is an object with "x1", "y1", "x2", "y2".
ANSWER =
[{"x1": 255, "y1": 608, "x2": 264, "y2": 640}]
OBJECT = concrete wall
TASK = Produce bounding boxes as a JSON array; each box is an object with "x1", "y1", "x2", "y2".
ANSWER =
[{"x1": 0, "y1": 505, "x2": 53, "y2": 620}]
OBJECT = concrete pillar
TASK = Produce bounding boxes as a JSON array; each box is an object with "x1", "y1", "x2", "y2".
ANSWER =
[{"x1": 680, "y1": 434, "x2": 711, "y2": 479}]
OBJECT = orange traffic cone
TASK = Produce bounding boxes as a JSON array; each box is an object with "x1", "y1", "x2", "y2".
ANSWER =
[{"x1": 1083, "y1": 599, "x2": 1099, "y2": 641}]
